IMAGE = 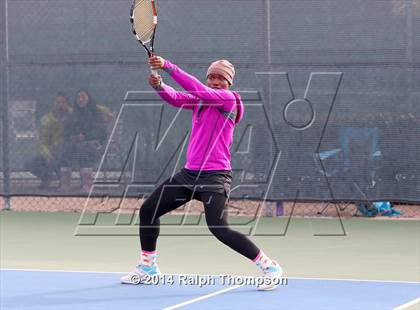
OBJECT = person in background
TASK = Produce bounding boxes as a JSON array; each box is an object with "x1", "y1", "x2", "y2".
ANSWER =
[
  {"x1": 63, "y1": 90, "x2": 109, "y2": 192},
  {"x1": 26, "y1": 93, "x2": 72, "y2": 190}
]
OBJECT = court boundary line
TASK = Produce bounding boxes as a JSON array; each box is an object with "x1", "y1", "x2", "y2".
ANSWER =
[
  {"x1": 1, "y1": 268, "x2": 419, "y2": 284},
  {"x1": 394, "y1": 297, "x2": 420, "y2": 310},
  {"x1": 161, "y1": 285, "x2": 244, "y2": 310}
]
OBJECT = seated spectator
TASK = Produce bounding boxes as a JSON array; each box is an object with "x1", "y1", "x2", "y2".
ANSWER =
[
  {"x1": 25, "y1": 93, "x2": 71, "y2": 189},
  {"x1": 62, "y1": 89, "x2": 110, "y2": 192}
]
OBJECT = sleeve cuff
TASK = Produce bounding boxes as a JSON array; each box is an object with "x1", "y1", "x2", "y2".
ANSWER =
[
  {"x1": 152, "y1": 82, "x2": 165, "y2": 91},
  {"x1": 162, "y1": 60, "x2": 175, "y2": 74}
]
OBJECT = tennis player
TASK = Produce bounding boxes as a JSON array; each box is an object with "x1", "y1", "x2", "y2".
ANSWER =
[{"x1": 121, "y1": 56, "x2": 282, "y2": 290}]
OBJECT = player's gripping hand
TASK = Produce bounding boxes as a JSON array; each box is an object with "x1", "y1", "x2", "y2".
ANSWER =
[
  {"x1": 149, "y1": 74, "x2": 163, "y2": 89},
  {"x1": 148, "y1": 55, "x2": 165, "y2": 70}
]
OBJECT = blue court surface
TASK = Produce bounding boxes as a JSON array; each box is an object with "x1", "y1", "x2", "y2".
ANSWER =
[{"x1": 1, "y1": 269, "x2": 419, "y2": 310}]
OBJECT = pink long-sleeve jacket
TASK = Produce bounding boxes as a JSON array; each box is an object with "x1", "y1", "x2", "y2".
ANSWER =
[{"x1": 154, "y1": 60, "x2": 244, "y2": 171}]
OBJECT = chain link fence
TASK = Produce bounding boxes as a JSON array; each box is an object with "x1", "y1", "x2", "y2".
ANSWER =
[{"x1": 1, "y1": 0, "x2": 419, "y2": 218}]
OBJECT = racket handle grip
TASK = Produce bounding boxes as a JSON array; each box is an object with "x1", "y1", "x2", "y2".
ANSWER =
[{"x1": 150, "y1": 68, "x2": 158, "y2": 76}]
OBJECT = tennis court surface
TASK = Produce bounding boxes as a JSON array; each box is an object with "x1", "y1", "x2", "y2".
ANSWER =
[
  {"x1": 1, "y1": 211, "x2": 419, "y2": 310},
  {"x1": 1, "y1": 269, "x2": 419, "y2": 310}
]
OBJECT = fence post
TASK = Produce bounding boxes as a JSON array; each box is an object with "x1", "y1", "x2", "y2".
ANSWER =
[{"x1": 1, "y1": 0, "x2": 11, "y2": 210}]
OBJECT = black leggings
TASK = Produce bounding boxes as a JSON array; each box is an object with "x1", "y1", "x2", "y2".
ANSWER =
[{"x1": 139, "y1": 177, "x2": 260, "y2": 260}]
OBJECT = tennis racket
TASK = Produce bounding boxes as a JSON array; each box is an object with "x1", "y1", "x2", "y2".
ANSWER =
[{"x1": 130, "y1": 0, "x2": 158, "y2": 76}]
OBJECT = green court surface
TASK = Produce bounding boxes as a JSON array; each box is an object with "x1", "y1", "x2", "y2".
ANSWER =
[{"x1": 1, "y1": 211, "x2": 419, "y2": 284}]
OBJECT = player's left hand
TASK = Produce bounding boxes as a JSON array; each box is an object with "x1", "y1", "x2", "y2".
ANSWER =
[
  {"x1": 149, "y1": 55, "x2": 165, "y2": 70},
  {"x1": 149, "y1": 74, "x2": 162, "y2": 88}
]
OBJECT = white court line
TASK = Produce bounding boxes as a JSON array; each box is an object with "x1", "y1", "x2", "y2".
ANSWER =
[
  {"x1": 287, "y1": 276, "x2": 420, "y2": 284},
  {"x1": 0, "y1": 268, "x2": 123, "y2": 274},
  {"x1": 1, "y1": 268, "x2": 419, "y2": 284},
  {"x1": 161, "y1": 285, "x2": 244, "y2": 310},
  {"x1": 394, "y1": 297, "x2": 420, "y2": 310}
]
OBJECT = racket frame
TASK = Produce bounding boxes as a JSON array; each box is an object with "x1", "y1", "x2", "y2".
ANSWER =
[{"x1": 130, "y1": 0, "x2": 158, "y2": 75}]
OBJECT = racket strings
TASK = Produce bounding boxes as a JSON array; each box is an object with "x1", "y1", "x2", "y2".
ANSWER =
[{"x1": 132, "y1": 0, "x2": 156, "y2": 43}]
